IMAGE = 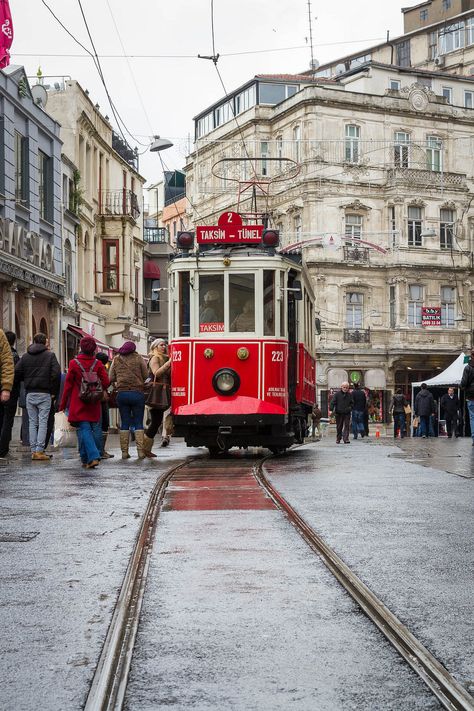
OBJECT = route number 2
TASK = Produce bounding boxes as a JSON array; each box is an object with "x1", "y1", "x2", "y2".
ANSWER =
[{"x1": 271, "y1": 351, "x2": 284, "y2": 362}]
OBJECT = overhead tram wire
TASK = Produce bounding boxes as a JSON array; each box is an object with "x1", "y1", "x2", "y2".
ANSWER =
[{"x1": 41, "y1": 0, "x2": 148, "y2": 150}]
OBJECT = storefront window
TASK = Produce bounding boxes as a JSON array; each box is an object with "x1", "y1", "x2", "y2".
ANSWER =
[
  {"x1": 230, "y1": 274, "x2": 255, "y2": 332},
  {"x1": 199, "y1": 275, "x2": 224, "y2": 333}
]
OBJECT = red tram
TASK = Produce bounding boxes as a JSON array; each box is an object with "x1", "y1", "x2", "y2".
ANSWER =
[{"x1": 169, "y1": 212, "x2": 316, "y2": 455}]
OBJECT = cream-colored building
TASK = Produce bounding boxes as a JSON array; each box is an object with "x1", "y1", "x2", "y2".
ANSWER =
[
  {"x1": 42, "y1": 79, "x2": 148, "y2": 355},
  {"x1": 185, "y1": 61, "x2": 474, "y2": 420}
]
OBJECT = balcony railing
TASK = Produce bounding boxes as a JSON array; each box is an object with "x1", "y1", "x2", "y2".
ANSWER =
[
  {"x1": 344, "y1": 328, "x2": 371, "y2": 343},
  {"x1": 144, "y1": 227, "x2": 169, "y2": 243},
  {"x1": 387, "y1": 168, "x2": 466, "y2": 188},
  {"x1": 343, "y1": 245, "x2": 369, "y2": 264},
  {"x1": 99, "y1": 190, "x2": 140, "y2": 220}
]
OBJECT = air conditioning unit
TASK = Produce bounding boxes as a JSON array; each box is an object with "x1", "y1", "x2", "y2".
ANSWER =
[{"x1": 434, "y1": 55, "x2": 445, "y2": 68}]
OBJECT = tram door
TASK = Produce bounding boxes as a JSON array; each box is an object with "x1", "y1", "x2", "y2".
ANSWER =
[{"x1": 287, "y1": 271, "x2": 299, "y2": 406}]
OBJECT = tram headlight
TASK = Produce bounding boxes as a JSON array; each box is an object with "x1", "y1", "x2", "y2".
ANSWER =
[{"x1": 212, "y1": 368, "x2": 240, "y2": 396}]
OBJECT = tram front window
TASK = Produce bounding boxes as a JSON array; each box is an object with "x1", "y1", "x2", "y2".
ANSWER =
[
  {"x1": 230, "y1": 274, "x2": 255, "y2": 332},
  {"x1": 199, "y1": 275, "x2": 224, "y2": 333}
]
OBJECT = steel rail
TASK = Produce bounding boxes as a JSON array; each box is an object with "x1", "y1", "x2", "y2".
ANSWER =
[
  {"x1": 254, "y1": 460, "x2": 474, "y2": 711},
  {"x1": 84, "y1": 458, "x2": 196, "y2": 711}
]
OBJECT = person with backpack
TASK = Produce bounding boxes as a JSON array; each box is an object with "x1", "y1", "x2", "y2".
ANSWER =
[
  {"x1": 59, "y1": 337, "x2": 109, "y2": 469},
  {"x1": 108, "y1": 341, "x2": 148, "y2": 459},
  {"x1": 460, "y1": 349, "x2": 474, "y2": 445},
  {"x1": 15, "y1": 332, "x2": 61, "y2": 461}
]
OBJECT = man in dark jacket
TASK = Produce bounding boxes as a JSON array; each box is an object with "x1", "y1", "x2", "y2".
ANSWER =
[
  {"x1": 0, "y1": 331, "x2": 20, "y2": 458},
  {"x1": 351, "y1": 382, "x2": 367, "y2": 440},
  {"x1": 390, "y1": 388, "x2": 408, "y2": 438},
  {"x1": 414, "y1": 383, "x2": 435, "y2": 438},
  {"x1": 329, "y1": 381, "x2": 353, "y2": 444},
  {"x1": 460, "y1": 349, "x2": 474, "y2": 445},
  {"x1": 440, "y1": 387, "x2": 460, "y2": 438},
  {"x1": 15, "y1": 333, "x2": 61, "y2": 461}
]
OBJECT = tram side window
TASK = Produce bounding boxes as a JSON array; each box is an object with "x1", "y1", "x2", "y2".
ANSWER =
[
  {"x1": 199, "y1": 275, "x2": 224, "y2": 333},
  {"x1": 264, "y1": 270, "x2": 275, "y2": 336},
  {"x1": 179, "y1": 272, "x2": 191, "y2": 337},
  {"x1": 279, "y1": 270, "x2": 286, "y2": 337},
  {"x1": 230, "y1": 274, "x2": 255, "y2": 332}
]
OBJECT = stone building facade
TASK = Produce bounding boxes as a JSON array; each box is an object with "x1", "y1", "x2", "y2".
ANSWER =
[
  {"x1": 42, "y1": 79, "x2": 148, "y2": 355},
  {"x1": 0, "y1": 66, "x2": 64, "y2": 356},
  {"x1": 184, "y1": 64, "x2": 474, "y2": 421}
]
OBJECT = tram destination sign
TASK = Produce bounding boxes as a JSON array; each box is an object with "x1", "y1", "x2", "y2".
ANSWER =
[
  {"x1": 197, "y1": 211, "x2": 263, "y2": 245},
  {"x1": 422, "y1": 307, "x2": 441, "y2": 326}
]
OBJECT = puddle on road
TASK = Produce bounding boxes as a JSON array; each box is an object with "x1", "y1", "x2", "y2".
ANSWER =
[{"x1": 388, "y1": 447, "x2": 473, "y2": 478}]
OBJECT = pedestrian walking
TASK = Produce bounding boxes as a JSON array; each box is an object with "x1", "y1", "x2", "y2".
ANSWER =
[
  {"x1": 390, "y1": 388, "x2": 408, "y2": 438},
  {"x1": 95, "y1": 352, "x2": 114, "y2": 458},
  {"x1": 109, "y1": 341, "x2": 148, "y2": 459},
  {"x1": 143, "y1": 338, "x2": 171, "y2": 457},
  {"x1": 311, "y1": 403, "x2": 322, "y2": 439},
  {"x1": 329, "y1": 381, "x2": 353, "y2": 444},
  {"x1": 351, "y1": 383, "x2": 367, "y2": 439},
  {"x1": 0, "y1": 330, "x2": 19, "y2": 458},
  {"x1": 59, "y1": 337, "x2": 109, "y2": 469},
  {"x1": 440, "y1": 387, "x2": 460, "y2": 438},
  {"x1": 460, "y1": 349, "x2": 474, "y2": 445},
  {"x1": 414, "y1": 383, "x2": 435, "y2": 439},
  {"x1": 15, "y1": 333, "x2": 61, "y2": 461}
]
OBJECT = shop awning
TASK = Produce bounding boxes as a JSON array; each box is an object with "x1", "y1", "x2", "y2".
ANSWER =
[
  {"x1": 364, "y1": 369, "x2": 386, "y2": 389},
  {"x1": 66, "y1": 325, "x2": 116, "y2": 356},
  {"x1": 327, "y1": 368, "x2": 348, "y2": 389},
  {"x1": 143, "y1": 260, "x2": 161, "y2": 280}
]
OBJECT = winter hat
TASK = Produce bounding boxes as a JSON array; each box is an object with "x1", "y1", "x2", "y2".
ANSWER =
[
  {"x1": 80, "y1": 337, "x2": 97, "y2": 355},
  {"x1": 150, "y1": 338, "x2": 166, "y2": 350},
  {"x1": 118, "y1": 341, "x2": 136, "y2": 356},
  {"x1": 95, "y1": 352, "x2": 109, "y2": 364}
]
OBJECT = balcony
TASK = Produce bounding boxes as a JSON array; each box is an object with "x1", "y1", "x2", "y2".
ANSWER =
[
  {"x1": 344, "y1": 328, "x2": 371, "y2": 343},
  {"x1": 387, "y1": 168, "x2": 466, "y2": 189},
  {"x1": 99, "y1": 190, "x2": 140, "y2": 220},
  {"x1": 144, "y1": 227, "x2": 169, "y2": 244},
  {"x1": 112, "y1": 132, "x2": 138, "y2": 170},
  {"x1": 343, "y1": 245, "x2": 369, "y2": 264}
]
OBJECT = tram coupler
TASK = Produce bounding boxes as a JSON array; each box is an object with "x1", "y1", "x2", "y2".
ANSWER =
[{"x1": 218, "y1": 426, "x2": 232, "y2": 436}]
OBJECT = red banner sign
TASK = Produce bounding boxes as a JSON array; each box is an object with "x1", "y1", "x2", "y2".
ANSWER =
[
  {"x1": 196, "y1": 211, "x2": 263, "y2": 245},
  {"x1": 0, "y1": 0, "x2": 13, "y2": 69},
  {"x1": 422, "y1": 307, "x2": 441, "y2": 326}
]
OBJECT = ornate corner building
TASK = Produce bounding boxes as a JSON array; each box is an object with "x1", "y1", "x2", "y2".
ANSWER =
[{"x1": 184, "y1": 0, "x2": 474, "y2": 422}]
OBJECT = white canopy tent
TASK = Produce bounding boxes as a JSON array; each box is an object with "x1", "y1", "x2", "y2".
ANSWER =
[
  {"x1": 411, "y1": 353, "x2": 467, "y2": 388},
  {"x1": 411, "y1": 353, "x2": 467, "y2": 436}
]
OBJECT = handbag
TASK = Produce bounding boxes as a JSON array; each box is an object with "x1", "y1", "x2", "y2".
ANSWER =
[
  {"x1": 404, "y1": 404, "x2": 412, "y2": 415},
  {"x1": 53, "y1": 411, "x2": 77, "y2": 448},
  {"x1": 412, "y1": 416, "x2": 420, "y2": 428},
  {"x1": 146, "y1": 378, "x2": 170, "y2": 410}
]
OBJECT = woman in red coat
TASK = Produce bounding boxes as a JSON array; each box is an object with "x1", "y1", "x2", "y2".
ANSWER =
[{"x1": 59, "y1": 337, "x2": 109, "y2": 469}]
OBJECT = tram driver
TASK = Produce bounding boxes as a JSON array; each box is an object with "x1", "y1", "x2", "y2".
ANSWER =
[{"x1": 231, "y1": 299, "x2": 255, "y2": 332}]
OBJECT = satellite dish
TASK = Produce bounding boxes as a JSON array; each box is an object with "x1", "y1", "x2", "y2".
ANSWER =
[
  {"x1": 31, "y1": 84, "x2": 48, "y2": 108},
  {"x1": 335, "y1": 63, "x2": 346, "y2": 76},
  {"x1": 310, "y1": 58, "x2": 320, "y2": 71}
]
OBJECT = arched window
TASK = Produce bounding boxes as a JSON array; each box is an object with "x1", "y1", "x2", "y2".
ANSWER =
[
  {"x1": 40, "y1": 317, "x2": 48, "y2": 337},
  {"x1": 32, "y1": 316, "x2": 37, "y2": 337},
  {"x1": 64, "y1": 239, "x2": 72, "y2": 297}
]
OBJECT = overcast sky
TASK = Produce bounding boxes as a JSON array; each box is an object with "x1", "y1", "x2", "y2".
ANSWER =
[{"x1": 10, "y1": 0, "x2": 411, "y2": 185}]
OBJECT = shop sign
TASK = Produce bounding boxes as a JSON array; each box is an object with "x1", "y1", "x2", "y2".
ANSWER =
[
  {"x1": 196, "y1": 212, "x2": 263, "y2": 245},
  {"x1": 0, "y1": 217, "x2": 55, "y2": 273},
  {"x1": 422, "y1": 307, "x2": 441, "y2": 327}
]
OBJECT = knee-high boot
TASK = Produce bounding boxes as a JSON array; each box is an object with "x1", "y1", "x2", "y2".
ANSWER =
[
  {"x1": 119, "y1": 431, "x2": 130, "y2": 459},
  {"x1": 143, "y1": 434, "x2": 157, "y2": 458},
  {"x1": 134, "y1": 430, "x2": 146, "y2": 459}
]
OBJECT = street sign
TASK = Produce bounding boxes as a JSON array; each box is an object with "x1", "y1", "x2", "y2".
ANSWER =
[
  {"x1": 422, "y1": 307, "x2": 441, "y2": 326},
  {"x1": 196, "y1": 211, "x2": 264, "y2": 245}
]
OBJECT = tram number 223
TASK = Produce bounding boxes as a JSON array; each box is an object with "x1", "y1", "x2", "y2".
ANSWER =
[
  {"x1": 271, "y1": 350, "x2": 284, "y2": 362},
  {"x1": 172, "y1": 350, "x2": 182, "y2": 362}
]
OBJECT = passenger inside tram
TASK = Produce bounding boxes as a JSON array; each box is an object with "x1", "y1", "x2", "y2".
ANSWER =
[
  {"x1": 199, "y1": 290, "x2": 221, "y2": 323},
  {"x1": 230, "y1": 299, "x2": 255, "y2": 332}
]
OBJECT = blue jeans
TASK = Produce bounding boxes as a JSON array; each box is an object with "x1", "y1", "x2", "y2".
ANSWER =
[
  {"x1": 393, "y1": 413, "x2": 406, "y2": 437},
  {"x1": 467, "y1": 400, "x2": 474, "y2": 442},
  {"x1": 117, "y1": 391, "x2": 145, "y2": 431},
  {"x1": 26, "y1": 392, "x2": 52, "y2": 452},
  {"x1": 418, "y1": 415, "x2": 430, "y2": 437},
  {"x1": 351, "y1": 410, "x2": 365, "y2": 438},
  {"x1": 77, "y1": 421, "x2": 102, "y2": 464}
]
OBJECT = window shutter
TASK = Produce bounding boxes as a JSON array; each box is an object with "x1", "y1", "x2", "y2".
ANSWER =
[{"x1": 22, "y1": 137, "x2": 30, "y2": 205}]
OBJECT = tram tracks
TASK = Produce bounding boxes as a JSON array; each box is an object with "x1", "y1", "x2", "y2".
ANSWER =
[{"x1": 85, "y1": 453, "x2": 474, "y2": 711}]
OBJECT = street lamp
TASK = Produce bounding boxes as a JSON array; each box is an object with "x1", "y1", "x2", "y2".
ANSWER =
[{"x1": 150, "y1": 136, "x2": 174, "y2": 152}]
